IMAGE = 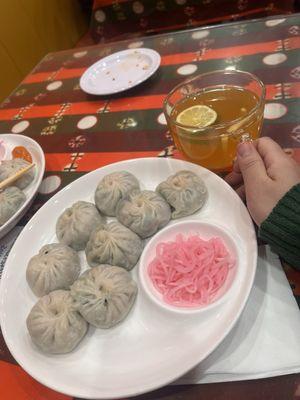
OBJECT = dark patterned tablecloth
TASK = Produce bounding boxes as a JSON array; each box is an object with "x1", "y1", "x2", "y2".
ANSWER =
[{"x1": 0, "y1": 13, "x2": 300, "y2": 400}]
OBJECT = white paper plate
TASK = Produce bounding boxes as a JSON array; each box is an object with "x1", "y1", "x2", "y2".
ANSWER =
[
  {"x1": 0, "y1": 158, "x2": 257, "y2": 399},
  {"x1": 80, "y1": 48, "x2": 161, "y2": 95},
  {"x1": 0, "y1": 134, "x2": 45, "y2": 239}
]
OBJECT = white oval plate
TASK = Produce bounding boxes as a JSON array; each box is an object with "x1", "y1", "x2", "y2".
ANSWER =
[
  {"x1": 80, "y1": 48, "x2": 161, "y2": 95},
  {"x1": 0, "y1": 158, "x2": 257, "y2": 399},
  {"x1": 0, "y1": 134, "x2": 45, "y2": 239}
]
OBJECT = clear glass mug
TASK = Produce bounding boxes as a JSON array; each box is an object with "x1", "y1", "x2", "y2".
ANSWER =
[{"x1": 163, "y1": 70, "x2": 266, "y2": 174}]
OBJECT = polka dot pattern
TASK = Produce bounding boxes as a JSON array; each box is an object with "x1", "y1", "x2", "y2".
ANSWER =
[
  {"x1": 77, "y1": 116, "x2": 98, "y2": 130},
  {"x1": 157, "y1": 113, "x2": 167, "y2": 125},
  {"x1": 265, "y1": 18, "x2": 286, "y2": 27},
  {"x1": 132, "y1": 1, "x2": 144, "y2": 14},
  {"x1": 73, "y1": 51, "x2": 87, "y2": 58},
  {"x1": 128, "y1": 41, "x2": 144, "y2": 49},
  {"x1": 177, "y1": 64, "x2": 197, "y2": 75},
  {"x1": 95, "y1": 10, "x2": 106, "y2": 22},
  {"x1": 39, "y1": 175, "x2": 62, "y2": 195},
  {"x1": 263, "y1": 53, "x2": 287, "y2": 66},
  {"x1": 191, "y1": 30, "x2": 209, "y2": 39},
  {"x1": 46, "y1": 81, "x2": 62, "y2": 91},
  {"x1": 264, "y1": 103, "x2": 287, "y2": 119},
  {"x1": 11, "y1": 120, "x2": 30, "y2": 134}
]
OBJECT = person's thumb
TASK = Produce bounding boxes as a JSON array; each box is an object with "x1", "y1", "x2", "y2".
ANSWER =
[{"x1": 237, "y1": 141, "x2": 267, "y2": 188}]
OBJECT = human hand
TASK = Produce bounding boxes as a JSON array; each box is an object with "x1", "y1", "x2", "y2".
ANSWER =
[{"x1": 225, "y1": 137, "x2": 300, "y2": 226}]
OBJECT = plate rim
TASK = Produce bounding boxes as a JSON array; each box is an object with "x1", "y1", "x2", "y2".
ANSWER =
[
  {"x1": 0, "y1": 157, "x2": 257, "y2": 399},
  {"x1": 0, "y1": 133, "x2": 45, "y2": 236},
  {"x1": 79, "y1": 48, "x2": 161, "y2": 95}
]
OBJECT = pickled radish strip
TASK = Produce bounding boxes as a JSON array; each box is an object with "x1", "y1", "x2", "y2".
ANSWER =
[{"x1": 148, "y1": 234, "x2": 235, "y2": 307}]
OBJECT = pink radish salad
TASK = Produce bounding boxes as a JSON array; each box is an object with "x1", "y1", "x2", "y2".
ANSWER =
[{"x1": 148, "y1": 234, "x2": 235, "y2": 307}]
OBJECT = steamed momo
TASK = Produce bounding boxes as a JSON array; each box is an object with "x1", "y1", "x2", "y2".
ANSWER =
[
  {"x1": 0, "y1": 158, "x2": 34, "y2": 189},
  {"x1": 94, "y1": 171, "x2": 140, "y2": 216},
  {"x1": 26, "y1": 243, "x2": 81, "y2": 297},
  {"x1": 156, "y1": 170, "x2": 207, "y2": 219},
  {"x1": 116, "y1": 189, "x2": 171, "y2": 238},
  {"x1": 0, "y1": 186, "x2": 26, "y2": 226},
  {"x1": 71, "y1": 265, "x2": 137, "y2": 328},
  {"x1": 26, "y1": 290, "x2": 88, "y2": 354},
  {"x1": 56, "y1": 201, "x2": 106, "y2": 251},
  {"x1": 86, "y1": 221, "x2": 143, "y2": 270}
]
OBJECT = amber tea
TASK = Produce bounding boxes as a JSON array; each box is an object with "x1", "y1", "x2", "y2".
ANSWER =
[{"x1": 164, "y1": 71, "x2": 265, "y2": 173}]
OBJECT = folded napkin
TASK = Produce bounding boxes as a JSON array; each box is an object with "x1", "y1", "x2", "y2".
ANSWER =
[{"x1": 175, "y1": 245, "x2": 300, "y2": 384}]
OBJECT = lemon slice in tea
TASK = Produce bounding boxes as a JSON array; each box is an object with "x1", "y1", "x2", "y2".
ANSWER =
[{"x1": 176, "y1": 105, "x2": 217, "y2": 128}]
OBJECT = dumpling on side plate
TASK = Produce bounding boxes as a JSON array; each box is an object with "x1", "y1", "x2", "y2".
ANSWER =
[
  {"x1": 26, "y1": 290, "x2": 88, "y2": 354},
  {"x1": 26, "y1": 243, "x2": 81, "y2": 297},
  {"x1": 71, "y1": 265, "x2": 137, "y2": 329},
  {"x1": 94, "y1": 171, "x2": 140, "y2": 217},
  {"x1": 0, "y1": 186, "x2": 26, "y2": 226},
  {"x1": 116, "y1": 189, "x2": 171, "y2": 238},
  {"x1": 156, "y1": 170, "x2": 207, "y2": 219},
  {"x1": 56, "y1": 201, "x2": 106, "y2": 251},
  {"x1": 86, "y1": 221, "x2": 143, "y2": 270},
  {"x1": 0, "y1": 158, "x2": 35, "y2": 189}
]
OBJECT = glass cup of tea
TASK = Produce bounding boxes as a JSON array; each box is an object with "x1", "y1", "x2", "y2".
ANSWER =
[{"x1": 163, "y1": 69, "x2": 266, "y2": 174}]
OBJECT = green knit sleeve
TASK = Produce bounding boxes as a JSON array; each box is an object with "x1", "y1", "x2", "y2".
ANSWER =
[{"x1": 258, "y1": 184, "x2": 300, "y2": 270}]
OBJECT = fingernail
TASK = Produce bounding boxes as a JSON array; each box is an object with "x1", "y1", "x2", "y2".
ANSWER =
[{"x1": 238, "y1": 142, "x2": 253, "y2": 157}]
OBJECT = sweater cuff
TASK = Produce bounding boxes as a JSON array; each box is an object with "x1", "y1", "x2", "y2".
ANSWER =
[{"x1": 258, "y1": 184, "x2": 300, "y2": 270}]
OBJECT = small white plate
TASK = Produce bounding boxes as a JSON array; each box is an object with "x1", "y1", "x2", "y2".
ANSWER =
[
  {"x1": 0, "y1": 134, "x2": 45, "y2": 239},
  {"x1": 0, "y1": 158, "x2": 257, "y2": 399},
  {"x1": 80, "y1": 48, "x2": 161, "y2": 95}
]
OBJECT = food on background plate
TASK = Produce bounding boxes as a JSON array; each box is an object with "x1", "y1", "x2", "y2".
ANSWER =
[
  {"x1": 156, "y1": 170, "x2": 207, "y2": 219},
  {"x1": 71, "y1": 265, "x2": 137, "y2": 329},
  {"x1": 0, "y1": 158, "x2": 35, "y2": 190},
  {"x1": 86, "y1": 221, "x2": 143, "y2": 270},
  {"x1": 148, "y1": 234, "x2": 235, "y2": 308},
  {"x1": 0, "y1": 186, "x2": 26, "y2": 226},
  {"x1": 26, "y1": 243, "x2": 81, "y2": 297},
  {"x1": 26, "y1": 290, "x2": 88, "y2": 354},
  {"x1": 95, "y1": 171, "x2": 140, "y2": 217},
  {"x1": 56, "y1": 201, "x2": 106, "y2": 251},
  {"x1": 12, "y1": 146, "x2": 33, "y2": 163},
  {"x1": 116, "y1": 189, "x2": 171, "y2": 238}
]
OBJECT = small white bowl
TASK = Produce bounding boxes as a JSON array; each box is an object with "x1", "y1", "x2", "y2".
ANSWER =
[{"x1": 139, "y1": 220, "x2": 238, "y2": 315}]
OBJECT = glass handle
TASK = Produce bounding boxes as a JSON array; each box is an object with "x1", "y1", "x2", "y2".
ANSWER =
[{"x1": 240, "y1": 133, "x2": 253, "y2": 143}]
